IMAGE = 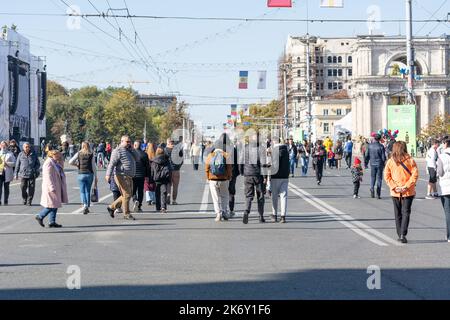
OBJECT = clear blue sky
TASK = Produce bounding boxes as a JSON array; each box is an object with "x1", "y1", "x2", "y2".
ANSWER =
[{"x1": 2, "y1": 0, "x2": 449, "y2": 131}]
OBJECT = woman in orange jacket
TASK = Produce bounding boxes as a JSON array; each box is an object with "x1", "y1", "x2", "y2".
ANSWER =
[{"x1": 384, "y1": 141, "x2": 419, "y2": 244}]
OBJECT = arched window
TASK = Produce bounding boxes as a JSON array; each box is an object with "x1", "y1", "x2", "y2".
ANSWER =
[
  {"x1": 332, "y1": 56, "x2": 337, "y2": 63},
  {"x1": 338, "y1": 56, "x2": 342, "y2": 63},
  {"x1": 297, "y1": 69, "x2": 301, "y2": 77},
  {"x1": 348, "y1": 56, "x2": 353, "y2": 63},
  {"x1": 297, "y1": 56, "x2": 301, "y2": 63},
  {"x1": 328, "y1": 56, "x2": 332, "y2": 63}
]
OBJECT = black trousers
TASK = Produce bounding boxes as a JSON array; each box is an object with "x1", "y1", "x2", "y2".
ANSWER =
[
  {"x1": 228, "y1": 175, "x2": 237, "y2": 212},
  {"x1": 353, "y1": 181, "x2": 360, "y2": 196},
  {"x1": 345, "y1": 152, "x2": 352, "y2": 168},
  {"x1": 21, "y1": 178, "x2": 36, "y2": 204},
  {"x1": 155, "y1": 183, "x2": 168, "y2": 210},
  {"x1": 392, "y1": 196, "x2": 414, "y2": 237},
  {"x1": 0, "y1": 174, "x2": 10, "y2": 204},
  {"x1": 244, "y1": 176, "x2": 265, "y2": 216},
  {"x1": 315, "y1": 160, "x2": 324, "y2": 182},
  {"x1": 132, "y1": 177, "x2": 145, "y2": 207}
]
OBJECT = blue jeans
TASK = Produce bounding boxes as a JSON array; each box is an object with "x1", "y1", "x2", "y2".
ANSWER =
[
  {"x1": 38, "y1": 208, "x2": 58, "y2": 224},
  {"x1": 441, "y1": 195, "x2": 450, "y2": 240},
  {"x1": 370, "y1": 165, "x2": 384, "y2": 192},
  {"x1": 302, "y1": 157, "x2": 309, "y2": 175},
  {"x1": 289, "y1": 159, "x2": 296, "y2": 175},
  {"x1": 77, "y1": 173, "x2": 94, "y2": 207}
]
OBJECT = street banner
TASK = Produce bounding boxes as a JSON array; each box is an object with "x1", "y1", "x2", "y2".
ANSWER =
[
  {"x1": 257, "y1": 71, "x2": 267, "y2": 89},
  {"x1": 320, "y1": 0, "x2": 344, "y2": 8},
  {"x1": 239, "y1": 71, "x2": 248, "y2": 89},
  {"x1": 227, "y1": 115, "x2": 233, "y2": 125},
  {"x1": 267, "y1": 0, "x2": 292, "y2": 7},
  {"x1": 387, "y1": 104, "x2": 417, "y2": 157},
  {"x1": 231, "y1": 104, "x2": 238, "y2": 118}
]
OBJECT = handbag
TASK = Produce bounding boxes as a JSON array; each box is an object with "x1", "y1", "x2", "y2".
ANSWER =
[{"x1": 91, "y1": 182, "x2": 99, "y2": 203}]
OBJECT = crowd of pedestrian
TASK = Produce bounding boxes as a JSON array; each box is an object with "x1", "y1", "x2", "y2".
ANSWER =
[{"x1": 1, "y1": 130, "x2": 450, "y2": 246}]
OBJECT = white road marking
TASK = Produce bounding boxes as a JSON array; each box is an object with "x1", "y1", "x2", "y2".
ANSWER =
[
  {"x1": 9, "y1": 171, "x2": 76, "y2": 187},
  {"x1": 289, "y1": 183, "x2": 400, "y2": 246},
  {"x1": 70, "y1": 193, "x2": 114, "y2": 215},
  {"x1": 198, "y1": 182, "x2": 210, "y2": 213}
]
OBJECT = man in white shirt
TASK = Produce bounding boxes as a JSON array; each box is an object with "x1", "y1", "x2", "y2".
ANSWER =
[{"x1": 426, "y1": 139, "x2": 440, "y2": 199}]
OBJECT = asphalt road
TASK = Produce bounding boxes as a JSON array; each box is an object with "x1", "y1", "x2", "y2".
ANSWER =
[{"x1": 0, "y1": 157, "x2": 448, "y2": 300}]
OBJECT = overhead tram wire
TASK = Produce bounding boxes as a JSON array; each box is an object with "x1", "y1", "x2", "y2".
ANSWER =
[
  {"x1": 1, "y1": 10, "x2": 448, "y2": 23},
  {"x1": 85, "y1": 0, "x2": 162, "y2": 88}
]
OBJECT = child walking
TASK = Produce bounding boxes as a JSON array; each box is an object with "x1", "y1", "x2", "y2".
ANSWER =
[{"x1": 351, "y1": 157, "x2": 363, "y2": 199}]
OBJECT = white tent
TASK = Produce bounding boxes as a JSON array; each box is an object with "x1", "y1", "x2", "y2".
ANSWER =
[{"x1": 334, "y1": 112, "x2": 352, "y2": 140}]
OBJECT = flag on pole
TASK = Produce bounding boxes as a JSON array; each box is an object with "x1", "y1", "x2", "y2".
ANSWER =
[
  {"x1": 239, "y1": 71, "x2": 248, "y2": 89},
  {"x1": 320, "y1": 0, "x2": 344, "y2": 8},
  {"x1": 267, "y1": 0, "x2": 292, "y2": 7},
  {"x1": 257, "y1": 71, "x2": 267, "y2": 89},
  {"x1": 242, "y1": 104, "x2": 250, "y2": 116},
  {"x1": 231, "y1": 105, "x2": 238, "y2": 118}
]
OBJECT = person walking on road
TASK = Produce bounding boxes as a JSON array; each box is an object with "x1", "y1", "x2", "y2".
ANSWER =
[
  {"x1": 365, "y1": 134, "x2": 387, "y2": 199},
  {"x1": 344, "y1": 137, "x2": 353, "y2": 169},
  {"x1": 351, "y1": 157, "x2": 363, "y2": 199},
  {"x1": 132, "y1": 140, "x2": 150, "y2": 213},
  {"x1": 0, "y1": 141, "x2": 16, "y2": 206},
  {"x1": 205, "y1": 136, "x2": 232, "y2": 222},
  {"x1": 437, "y1": 138, "x2": 450, "y2": 242},
  {"x1": 269, "y1": 139, "x2": 290, "y2": 223},
  {"x1": 228, "y1": 141, "x2": 240, "y2": 218},
  {"x1": 190, "y1": 142, "x2": 202, "y2": 171},
  {"x1": 105, "y1": 136, "x2": 137, "y2": 220},
  {"x1": 14, "y1": 142, "x2": 40, "y2": 206},
  {"x1": 312, "y1": 140, "x2": 326, "y2": 185},
  {"x1": 165, "y1": 139, "x2": 184, "y2": 205},
  {"x1": 425, "y1": 139, "x2": 440, "y2": 199},
  {"x1": 288, "y1": 138, "x2": 297, "y2": 178},
  {"x1": 8, "y1": 139, "x2": 21, "y2": 160},
  {"x1": 240, "y1": 133, "x2": 267, "y2": 224},
  {"x1": 69, "y1": 142, "x2": 98, "y2": 215},
  {"x1": 334, "y1": 141, "x2": 344, "y2": 170},
  {"x1": 151, "y1": 147, "x2": 172, "y2": 213},
  {"x1": 384, "y1": 141, "x2": 419, "y2": 244},
  {"x1": 145, "y1": 143, "x2": 157, "y2": 205},
  {"x1": 35, "y1": 150, "x2": 68, "y2": 228}
]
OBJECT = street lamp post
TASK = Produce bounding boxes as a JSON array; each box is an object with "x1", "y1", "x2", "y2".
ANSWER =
[
  {"x1": 406, "y1": 0, "x2": 415, "y2": 104},
  {"x1": 280, "y1": 63, "x2": 292, "y2": 140}
]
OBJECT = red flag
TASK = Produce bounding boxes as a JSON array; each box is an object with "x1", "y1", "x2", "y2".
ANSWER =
[{"x1": 267, "y1": 0, "x2": 292, "y2": 7}]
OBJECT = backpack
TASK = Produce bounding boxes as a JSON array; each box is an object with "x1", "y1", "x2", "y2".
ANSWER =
[
  {"x1": 210, "y1": 151, "x2": 226, "y2": 176},
  {"x1": 153, "y1": 162, "x2": 171, "y2": 183}
]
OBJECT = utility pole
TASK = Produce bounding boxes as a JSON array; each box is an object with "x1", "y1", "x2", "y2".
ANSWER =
[
  {"x1": 406, "y1": 0, "x2": 415, "y2": 104},
  {"x1": 280, "y1": 63, "x2": 292, "y2": 140}
]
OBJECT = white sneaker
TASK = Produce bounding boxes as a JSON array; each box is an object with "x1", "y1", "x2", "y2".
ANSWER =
[
  {"x1": 425, "y1": 195, "x2": 436, "y2": 200},
  {"x1": 215, "y1": 214, "x2": 221, "y2": 222},
  {"x1": 132, "y1": 200, "x2": 139, "y2": 212},
  {"x1": 115, "y1": 208, "x2": 123, "y2": 214}
]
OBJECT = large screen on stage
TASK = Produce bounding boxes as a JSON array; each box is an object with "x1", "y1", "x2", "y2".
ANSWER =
[{"x1": 9, "y1": 57, "x2": 30, "y2": 141}]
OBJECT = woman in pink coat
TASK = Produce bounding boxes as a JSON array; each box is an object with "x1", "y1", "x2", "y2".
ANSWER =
[{"x1": 35, "y1": 150, "x2": 68, "y2": 228}]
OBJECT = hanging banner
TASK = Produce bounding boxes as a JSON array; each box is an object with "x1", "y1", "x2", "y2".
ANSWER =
[
  {"x1": 320, "y1": 0, "x2": 344, "y2": 8},
  {"x1": 239, "y1": 71, "x2": 248, "y2": 89},
  {"x1": 387, "y1": 104, "x2": 417, "y2": 157},
  {"x1": 257, "y1": 71, "x2": 267, "y2": 90},
  {"x1": 231, "y1": 104, "x2": 238, "y2": 118},
  {"x1": 242, "y1": 104, "x2": 250, "y2": 116},
  {"x1": 268, "y1": 0, "x2": 292, "y2": 7}
]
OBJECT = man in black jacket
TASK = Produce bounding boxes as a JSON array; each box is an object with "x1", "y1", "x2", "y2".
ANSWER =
[
  {"x1": 239, "y1": 134, "x2": 267, "y2": 224},
  {"x1": 228, "y1": 141, "x2": 240, "y2": 218},
  {"x1": 269, "y1": 139, "x2": 290, "y2": 223},
  {"x1": 132, "y1": 140, "x2": 150, "y2": 212},
  {"x1": 14, "y1": 142, "x2": 40, "y2": 205},
  {"x1": 165, "y1": 139, "x2": 184, "y2": 205},
  {"x1": 365, "y1": 134, "x2": 387, "y2": 199}
]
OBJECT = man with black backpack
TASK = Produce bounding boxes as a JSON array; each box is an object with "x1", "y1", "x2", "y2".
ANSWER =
[{"x1": 205, "y1": 136, "x2": 232, "y2": 222}]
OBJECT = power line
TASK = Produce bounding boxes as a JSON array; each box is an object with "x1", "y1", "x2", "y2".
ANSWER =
[{"x1": 1, "y1": 11, "x2": 448, "y2": 23}]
